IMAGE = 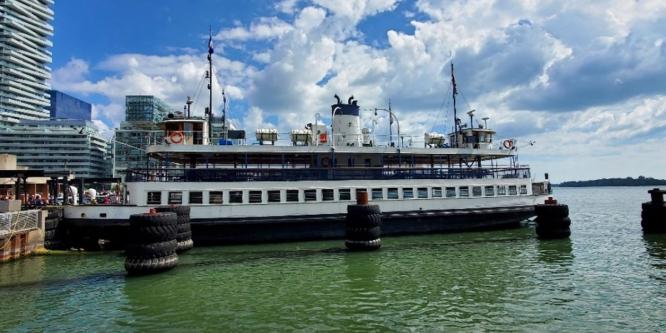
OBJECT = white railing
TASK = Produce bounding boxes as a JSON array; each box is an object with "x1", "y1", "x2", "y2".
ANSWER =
[{"x1": 0, "y1": 210, "x2": 40, "y2": 239}]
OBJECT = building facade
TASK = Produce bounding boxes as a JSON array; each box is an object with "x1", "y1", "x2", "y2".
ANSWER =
[
  {"x1": 0, "y1": 119, "x2": 111, "y2": 178},
  {"x1": 49, "y1": 90, "x2": 91, "y2": 120},
  {"x1": 114, "y1": 96, "x2": 172, "y2": 177},
  {"x1": 0, "y1": 0, "x2": 54, "y2": 122}
]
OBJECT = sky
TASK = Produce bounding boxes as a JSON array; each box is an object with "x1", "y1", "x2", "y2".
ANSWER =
[{"x1": 50, "y1": 0, "x2": 666, "y2": 183}]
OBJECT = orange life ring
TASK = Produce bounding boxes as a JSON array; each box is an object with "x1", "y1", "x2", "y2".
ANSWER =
[
  {"x1": 502, "y1": 139, "x2": 513, "y2": 149},
  {"x1": 319, "y1": 133, "x2": 328, "y2": 143},
  {"x1": 170, "y1": 131, "x2": 184, "y2": 144}
]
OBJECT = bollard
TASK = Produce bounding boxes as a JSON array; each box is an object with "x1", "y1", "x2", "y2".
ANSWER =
[
  {"x1": 155, "y1": 206, "x2": 193, "y2": 252},
  {"x1": 125, "y1": 212, "x2": 178, "y2": 275},
  {"x1": 641, "y1": 188, "x2": 666, "y2": 233},
  {"x1": 344, "y1": 191, "x2": 382, "y2": 251},
  {"x1": 534, "y1": 197, "x2": 571, "y2": 239}
]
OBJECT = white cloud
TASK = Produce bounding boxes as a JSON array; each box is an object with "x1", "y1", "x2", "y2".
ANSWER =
[{"x1": 215, "y1": 17, "x2": 293, "y2": 41}]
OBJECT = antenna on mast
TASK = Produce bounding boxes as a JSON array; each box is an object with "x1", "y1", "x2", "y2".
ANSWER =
[{"x1": 207, "y1": 25, "x2": 214, "y2": 140}]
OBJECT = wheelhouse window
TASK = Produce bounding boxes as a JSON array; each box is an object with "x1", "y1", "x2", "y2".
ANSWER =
[
  {"x1": 286, "y1": 190, "x2": 299, "y2": 202},
  {"x1": 459, "y1": 186, "x2": 469, "y2": 198},
  {"x1": 168, "y1": 191, "x2": 182, "y2": 204},
  {"x1": 339, "y1": 189, "x2": 351, "y2": 201},
  {"x1": 372, "y1": 188, "x2": 383, "y2": 200},
  {"x1": 189, "y1": 191, "x2": 203, "y2": 204},
  {"x1": 249, "y1": 191, "x2": 263, "y2": 203},
  {"x1": 403, "y1": 188, "x2": 414, "y2": 199},
  {"x1": 497, "y1": 186, "x2": 507, "y2": 196},
  {"x1": 387, "y1": 188, "x2": 399, "y2": 199},
  {"x1": 268, "y1": 190, "x2": 281, "y2": 203},
  {"x1": 147, "y1": 191, "x2": 161, "y2": 205},
  {"x1": 322, "y1": 189, "x2": 334, "y2": 201},
  {"x1": 304, "y1": 189, "x2": 317, "y2": 202},
  {"x1": 484, "y1": 186, "x2": 495, "y2": 197},
  {"x1": 230, "y1": 190, "x2": 243, "y2": 203},
  {"x1": 432, "y1": 187, "x2": 443, "y2": 198},
  {"x1": 417, "y1": 187, "x2": 428, "y2": 199},
  {"x1": 508, "y1": 186, "x2": 518, "y2": 196},
  {"x1": 520, "y1": 185, "x2": 528, "y2": 195},
  {"x1": 445, "y1": 187, "x2": 456, "y2": 198},
  {"x1": 209, "y1": 191, "x2": 223, "y2": 204}
]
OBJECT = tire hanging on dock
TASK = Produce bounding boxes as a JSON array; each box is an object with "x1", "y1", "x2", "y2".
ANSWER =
[
  {"x1": 125, "y1": 212, "x2": 179, "y2": 275},
  {"x1": 155, "y1": 206, "x2": 194, "y2": 252},
  {"x1": 344, "y1": 191, "x2": 382, "y2": 251}
]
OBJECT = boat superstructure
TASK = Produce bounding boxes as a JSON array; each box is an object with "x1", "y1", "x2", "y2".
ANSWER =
[{"x1": 62, "y1": 36, "x2": 550, "y2": 246}]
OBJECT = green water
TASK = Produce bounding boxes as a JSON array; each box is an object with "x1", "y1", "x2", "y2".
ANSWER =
[{"x1": 1, "y1": 187, "x2": 665, "y2": 331}]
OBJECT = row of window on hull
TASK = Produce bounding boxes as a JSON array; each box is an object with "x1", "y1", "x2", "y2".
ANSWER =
[{"x1": 147, "y1": 184, "x2": 529, "y2": 205}]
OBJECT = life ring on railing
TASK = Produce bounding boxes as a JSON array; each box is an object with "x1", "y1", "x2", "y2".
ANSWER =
[
  {"x1": 169, "y1": 131, "x2": 184, "y2": 144},
  {"x1": 502, "y1": 139, "x2": 513, "y2": 149},
  {"x1": 321, "y1": 157, "x2": 330, "y2": 167}
]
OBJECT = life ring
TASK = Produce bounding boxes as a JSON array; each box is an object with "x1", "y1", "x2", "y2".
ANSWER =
[
  {"x1": 321, "y1": 157, "x2": 330, "y2": 167},
  {"x1": 502, "y1": 139, "x2": 513, "y2": 149},
  {"x1": 169, "y1": 131, "x2": 184, "y2": 144}
]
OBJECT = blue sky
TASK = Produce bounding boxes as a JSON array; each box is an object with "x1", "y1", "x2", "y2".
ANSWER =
[{"x1": 50, "y1": 0, "x2": 666, "y2": 182}]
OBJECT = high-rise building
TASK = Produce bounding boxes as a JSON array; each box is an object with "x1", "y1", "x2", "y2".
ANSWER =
[
  {"x1": 113, "y1": 96, "x2": 172, "y2": 177},
  {"x1": 0, "y1": 118, "x2": 111, "y2": 178},
  {"x1": 0, "y1": 0, "x2": 54, "y2": 122},
  {"x1": 48, "y1": 90, "x2": 91, "y2": 120},
  {"x1": 125, "y1": 95, "x2": 170, "y2": 122}
]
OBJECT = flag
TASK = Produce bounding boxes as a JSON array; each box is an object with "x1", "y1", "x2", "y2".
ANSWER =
[
  {"x1": 222, "y1": 89, "x2": 226, "y2": 104},
  {"x1": 208, "y1": 34, "x2": 214, "y2": 54}
]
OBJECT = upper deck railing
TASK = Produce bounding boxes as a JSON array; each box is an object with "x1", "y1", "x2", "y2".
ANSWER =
[{"x1": 125, "y1": 166, "x2": 530, "y2": 182}]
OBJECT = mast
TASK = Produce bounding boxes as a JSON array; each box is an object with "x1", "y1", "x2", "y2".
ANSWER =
[
  {"x1": 207, "y1": 26, "x2": 214, "y2": 141},
  {"x1": 222, "y1": 88, "x2": 227, "y2": 141},
  {"x1": 451, "y1": 62, "x2": 458, "y2": 148}
]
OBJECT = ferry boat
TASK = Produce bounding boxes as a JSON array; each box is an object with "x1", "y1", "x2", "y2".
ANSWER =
[{"x1": 63, "y1": 47, "x2": 551, "y2": 246}]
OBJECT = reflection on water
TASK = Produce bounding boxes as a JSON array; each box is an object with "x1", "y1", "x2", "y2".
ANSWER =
[
  {"x1": 643, "y1": 234, "x2": 666, "y2": 279},
  {"x1": 536, "y1": 238, "x2": 574, "y2": 265}
]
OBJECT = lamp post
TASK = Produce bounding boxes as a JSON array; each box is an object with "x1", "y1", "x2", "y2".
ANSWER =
[{"x1": 374, "y1": 106, "x2": 400, "y2": 147}]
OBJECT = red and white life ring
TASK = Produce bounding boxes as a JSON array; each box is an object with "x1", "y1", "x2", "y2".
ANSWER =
[
  {"x1": 169, "y1": 131, "x2": 184, "y2": 144},
  {"x1": 502, "y1": 139, "x2": 513, "y2": 149}
]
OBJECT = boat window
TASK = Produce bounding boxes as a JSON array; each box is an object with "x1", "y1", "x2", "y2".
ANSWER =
[
  {"x1": 484, "y1": 186, "x2": 495, "y2": 197},
  {"x1": 520, "y1": 185, "x2": 528, "y2": 195},
  {"x1": 372, "y1": 188, "x2": 383, "y2": 200},
  {"x1": 497, "y1": 186, "x2": 507, "y2": 196},
  {"x1": 249, "y1": 191, "x2": 262, "y2": 203},
  {"x1": 387, "y1": 188, "x2": 399, "y2": 199},
  {"x1": 403, "y1": 188, "x2": 414, "y2": 199},
  {"x1": 189, "y1": 191, "x2": 203, "y2": 204},
  {"x1": 445, "y1": 187, "x2": 456, "y2": 198},
  {"x1": 268, "y1": 190, "x2": 281, "y2": 203},
  {"x1": 339, "y1": 189, "x2": 351, "y2": 201},
  {"x1": 304, "y1": 189, "x2": 317, "y2": 202},
  {"x1": 472, "y1": 186, "x2": 482, "y2": 197},
  {"x1": 508, "y1": 186, "x2": 518, "y2": 196},
  {"x1": 209, "y1": 191, "x2": 223, "y2": 204},
  {"x1": 322, "y1": 189, "x2": 334, "y2": 201},
  {"x1": 147, "y1": 191, "x2": 161, "y2": 205},
  {"x1": 432, "y1": 187, "x2": 443, "y2": 198},
  {"x1": 459, "y1": 186, "x2": 469, "y2": 197},
  {"x1": 287, "y1": 190, "x2": 299, "y2": 202},
  {"x1": 168, "y1": 192, "x2": 182, "y2": 204},
  {"x1": 230, "y1": 190, "x2": 243, "y2": 203},
  {"x1": 417, "y1": 187, "x2": 428, "y2": 199}
]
